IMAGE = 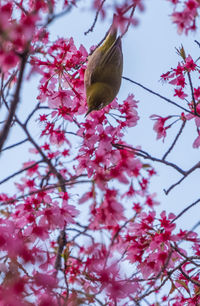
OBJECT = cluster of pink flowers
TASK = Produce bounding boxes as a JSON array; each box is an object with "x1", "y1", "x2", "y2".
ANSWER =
[
  {"x1": 155, "y1": 52, "x2": 200, "y2": 147},
  {"x1": 168, "y1": 0, "x2": 200, "y2": 34},
  {"x1": 161, "y1": 54, "x2": 196, "y2": 100},
  {"x1": 0, "y1": 1, "x2": 45, "y2": 74}
]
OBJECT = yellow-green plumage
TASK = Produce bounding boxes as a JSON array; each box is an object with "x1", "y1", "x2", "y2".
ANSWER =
[{"x1": 84, "y1": 22, "x2": 123, "y2": 116}]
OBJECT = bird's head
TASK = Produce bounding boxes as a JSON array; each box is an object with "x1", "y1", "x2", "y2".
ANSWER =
[{"x1": 85, "y1": 82, "x2": 113, "y2": 117}]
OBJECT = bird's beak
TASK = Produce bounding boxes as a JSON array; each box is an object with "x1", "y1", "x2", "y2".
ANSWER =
[{"x1": 85, "y1": 108, "x2": 93, "y2": 117}]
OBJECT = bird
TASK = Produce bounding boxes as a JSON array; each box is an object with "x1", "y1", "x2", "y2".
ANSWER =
[{"x1": 84, "y1": 16, "x2": 123, "y2": 116}]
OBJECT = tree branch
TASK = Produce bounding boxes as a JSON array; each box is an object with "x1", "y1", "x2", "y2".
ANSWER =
[
  {"x1": 179, "y1": 266, "x2": 200, "y2": 287},
  {"x1": 54, "y1": 229, "x2": 66, "y2": 270},
  {"x1": 0, "y1": 51, "x2": 28, "y2": 153},
  {"x1": 1, "y1": 138, "x2": 28, "y2": 152},
  {"x1": 187, "y1": 71, "x2": 196, "y2": 114},
  {"x1": 84, "y1": 0, "x2": 107, "y2": 35},
  {"x1": 135, "y1": 259, "x2": 189, "y2": 301},
  {"x1": 171, "y1": 198, "x2": 200, "y2": 224},
  {"x1": 0, "y1": 177, "x2": 90, "y2": 206},
  {"x1": 121, "y1": 4, "x2": 137, "y2": 38},
  {"x1": 122, "y1": 76, "x2": 198, "y2": 116},
  {"x1": 0, "y1": 160, "x2": 43, "y2": 185},
  {"x1": 112, "y1": 143, "x2": 186, "y2": 175},
  {"x1": 164, "y1": 161, "x2": 200, "y2": 195},
  {"x1": 162, "y1": 120, "x2": 186, "y2": 160}
]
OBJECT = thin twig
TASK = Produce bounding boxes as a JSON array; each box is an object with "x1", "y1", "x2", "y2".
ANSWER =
[
  {"x1": 112, "y1": 143, "x2": 186, "y2": 175},
  {"x1": 137, "y1": 255, "x2": 200, "y2": 301},
  {"x1": 162, "y1": 120, "x2": 186, "y2": 160},
  {"x1": 195, "y1": 40, "x2": 200, "y2": 48},
  {"x1": 164, "y1": 161, "x2": 200, "y2": 195},
  {"x1": 1, "y1": 138, "x2": 28, "y2": 152},
  {"x1": 121, "y1": 4, "x2": 137, "y2": 38},
  {"x1": 164, "y1": 175, "x2": 187, "y2": 195},
  {"x1": 84, "y1": 0, "x2": 107, "y2": 35},
  {"x1": 17, "y1": 119, "x2": 67, "y2": 191},
  {"x1": 0, "y1": 178, "x2": 90, "y2": 206},
  {"x1": 113, "y1": 143, "x2": 200, "y2": 195},
  {"x1": 187, "y1": 71, "x2": 196, "y2": 114},
  {"x1": 45, "y1": 5, "x2": 74, "y2": 27},
  {"x1": 122, "y1": 76, "x2": 198, "y2": 116},
  {"x1": 172, "y1": 245, "x2": 200, "y2": 267},
  {"x1": 179, "y1": 266, "x2": 200, "y2": 287},
  {"x1": 191, "y1": 221, "x2": 200, "y2": 232},
  {"x1": 54, "y1": 229, "x2": 67, "y2": 270},
  {"x1": 136, "y1": 259, "x2": 188, "y2": 301},
  {"x1": 171, "y1": 198, "x2": 200, "y2": 224},
  {"x1": 14, "y1": 1, "x2": 28, "y2": 14},
  {"x1": 0, "y1": 160, "x2": 43, "y2": 185},
  {"x1": 0, "y1": 51, "x2": 28, "y2": 152},
  {"x1": 24, "y1": 103, "x2": 40, "y2": 126}
]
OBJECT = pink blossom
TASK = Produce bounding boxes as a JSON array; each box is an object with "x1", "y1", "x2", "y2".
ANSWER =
[
  {"x1": 171, "y1": 10, "x2": 192, "y2": 34},
  {"x1": 145, "y1": 193, "x2": 159, "y2": 208},
  {"x1": 34, "y1": 272, "x2": 58, "y2": 289},
  {"x1": 22, "y1": 161, "x2": 39, "y2": 176},
  {"x1": 186, "y1": 0, "x2": 199, "y2": 11},
  {"x1": 150, "y1": 114, "x2": 172, "y2": 141},
  {"x1": 193, "y1": 132, "x2": 200, "y2": 148},
  {"x1": 0, "y1": 51, "x2": 19, "y2": 72},
  {"x1": 170, "y1": 75, "x2": 186, "y2": 87},
  {"x1": 194, "y1": 87, "x2": 200, "y2": 100},
  {"x1": 160, "y1": 71, "x2": 171, "y2": 81},
  {"x1": 174, "y1": 88, "x2": 188, "y2": 99},
  {"x1": 89, "y1": 189, "x2": 125, "y2": 228},
  {"x1": 184, "y1": 55, "x2": 196, "y2": 71},
  {"x1": 185, "y1": 103, "x2": 200, "y2": 127},
  {"x1": 174, "y1": 63, "x2": 185, "y2": 75}
]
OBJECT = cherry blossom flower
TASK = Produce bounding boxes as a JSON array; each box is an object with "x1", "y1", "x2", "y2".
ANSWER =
[
  {"x1": 174, "y1": 88, "x2": 188, "y2": 99},
  {"x1": 192, "y1": 131, "x2": 200, "y2": 148},
  {"x1": 150, "y1": 114, "x2": 172, "y2": 141}
]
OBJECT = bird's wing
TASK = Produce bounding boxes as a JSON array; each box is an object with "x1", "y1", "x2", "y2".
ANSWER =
[
  {"x1": 100, "y1": 36, "x2": 122, "y2": 67},
  {"x1": 90, "y1": 37, "x2": 122, "y2": 84},
  {"x1": 84, "y1": 51, "x2": 102, "y2": 88}
]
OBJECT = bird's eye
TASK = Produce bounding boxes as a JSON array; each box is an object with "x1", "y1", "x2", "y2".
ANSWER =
[{"x1": 98, "y1": 101, "x2": 105, "y2": 110}]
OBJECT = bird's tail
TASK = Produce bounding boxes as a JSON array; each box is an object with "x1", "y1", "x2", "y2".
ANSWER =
[{"x1": 99, "y1": 14, "x2": 118, "y2": 53}]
